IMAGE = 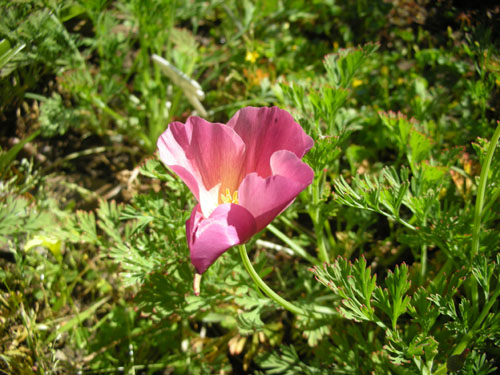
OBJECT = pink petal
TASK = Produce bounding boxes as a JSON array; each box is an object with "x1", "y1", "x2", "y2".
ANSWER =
[
  {"x1": 269, "y1": 150, "x2": 314, "y2": 184},
  {"x1": 158, "y1": 122, "x2": 201, "y2": 199},
  {"x1": 186, "y1": 204, "x2": 257, "y2": 274},
  {"x1": 157, "y1": 117, "x2": 246, "y2": 215},
  {"x1": 238, "y1": 150, "x2": 314, "y2": 231},
  {"x1": 227, "y1": 107, "x2": 314, "y2": 178}
]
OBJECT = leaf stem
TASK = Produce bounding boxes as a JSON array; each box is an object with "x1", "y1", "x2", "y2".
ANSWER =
[
  {"x1": 238, "y1": 244, "x2": 307, "y2": 316},
  {"x1": 267, "y1": 223, "x2": 320, "y2": 265},
  {"x1": 471, "y1": 121, "x2": 500, "y2": 259}
]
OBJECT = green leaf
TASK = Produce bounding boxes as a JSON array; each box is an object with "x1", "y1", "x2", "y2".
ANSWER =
[
  {"x1": 75, "y1": 210, "x2": 98, "y2": 245},
  {"x1": 140, "y1": 158, "x2": 176, "y2": 181},
  {"x1": 471, "y1": 255, "x2": 497, "y2": 298},
  {"x1": 309, "y1": 85, "x2": 348, "y2": 126},
  {"x1": 257, "y1": 345, "x2": 328, "y2": 375},
  {"x1": 0, "y1": 130, "x2": 39, "y2": 177},
  {"x1": 379, "y1": 111, "x2": 413, "y2": 149},
  {"x1": 96, "y1": 200, "x2": 124, "y2": 244},
  {"x1": 311, "y1": 257, "x2": 379, "y2": 324},
  {"x1": 237, "y1": 307, "x2": 265, "y2": 336},
  {"x1": 374, "y1": 264, "x2": 412, "y2": 330},
  {"x1": 408, "y1": 288, "x2": 440, "y2": 334},
  {"x1": 333, "y1": 167, "x2": 416, "y2": 230},
  {"x1": 409, "y1": 129, "x2": 433, "y2": 165},
  {"x1": 0, "y1": 39, "x2": 25, "y2": 71},
  {"x1": 46, "y1": 297, "x2": 110, "y2": 342},
  {"x1": 324, "y1": 43, "x2": 379, "y2": 88}
]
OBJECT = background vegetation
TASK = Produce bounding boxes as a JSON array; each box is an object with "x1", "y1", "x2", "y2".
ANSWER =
[{"x1": 1, "y1": 0, "x2": 499, "y2": 374}]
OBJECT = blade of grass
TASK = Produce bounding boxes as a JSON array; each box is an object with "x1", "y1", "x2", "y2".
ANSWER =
[{"x1": 46, "y1": 296, "x2": 110, "y2": 342}]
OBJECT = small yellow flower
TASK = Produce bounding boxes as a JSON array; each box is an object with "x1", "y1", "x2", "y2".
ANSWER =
[
  {"x1": 439, "y1": 187, "x2": 447, "y2": 199},
  {"x1": 245, "y1": 50, "x2": 259, "y2": 64},
  {"x1": 352, "y1": 78, "x2": 363, "y2": 88},
  {"x1": 397, "y1": 78, "x2": 404, "y2": 85}
]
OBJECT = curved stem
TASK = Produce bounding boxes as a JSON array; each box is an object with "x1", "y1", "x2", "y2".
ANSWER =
[
  {"x1": 457, "y1": 285, "x2": 500, "y2": 353},
  {"x1": 471, "y1": 121, "x2": 500, "y2": 259},
  {"x1": 469, "y1": 122, "x2": 500, "y2": 318},
  {"x1": 434, "y1": 285, "x2": 500, "y2": 375},
  {"x1": 238, "y1": 244, "x2": 307, "y2": 316}
]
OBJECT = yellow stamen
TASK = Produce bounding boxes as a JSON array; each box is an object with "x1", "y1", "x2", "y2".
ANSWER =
[{"x1": 220, "y1": 188, "x2": 239, "y2": 204}]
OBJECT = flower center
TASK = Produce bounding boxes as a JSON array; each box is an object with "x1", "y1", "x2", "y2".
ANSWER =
[{"x1": 220, "y1": 188, "x2": 239, "y2": 204}]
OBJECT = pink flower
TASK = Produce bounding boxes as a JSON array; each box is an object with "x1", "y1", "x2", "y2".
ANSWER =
[{"x1": 157, "y1": 107, "x2": 314, "y2": 274}]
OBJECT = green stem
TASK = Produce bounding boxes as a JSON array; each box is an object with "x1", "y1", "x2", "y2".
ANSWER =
[
  {"x1": 454, "y1": 285, "x2": 500, "y2": 356},
  {"x1": 471, "y1": 121, "x2": 500, "y2": 259},
  {"x1": 419, "y1": 215, "x2": 428, "y2": 286},
  {"x1": 420, "y1": 245, "x2": 427, "y2": 284},
  {"x1": 311, "y1": 170, "x2": 329, "y2": 263},
  {"x1": 238, "y1": 244, "x2": 307, "y2": 316},
  {"x1": 481, "y1": 186, "x2": 500, "y2": 218},
  {"x1": 469, "y1": 121, "x2": 500, "y2": 319},
  {"x1": 435, "y1": 285, "x2": 500, "y2": 375},
  {"x1": 267, "y1": 223, "x2": 320, "y2": 266},
  {"x1": 323, "y1": 220, "x2": 337, "y2": 255}
]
